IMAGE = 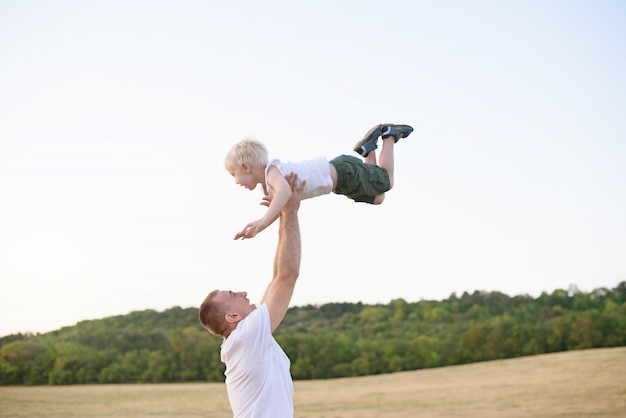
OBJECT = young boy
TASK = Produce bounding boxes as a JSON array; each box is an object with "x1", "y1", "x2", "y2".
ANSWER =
[{"x1": 225, "y1": 123, "x2": 413, "y2": 240}]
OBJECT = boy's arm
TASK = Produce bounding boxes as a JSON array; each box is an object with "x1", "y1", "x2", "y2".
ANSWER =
[
  {"x1": 260, "y1": 173, "x2": 304, "y2": 332},
  {"x1": 234, "y1": 166, "x2": 292, "y2": 240}
]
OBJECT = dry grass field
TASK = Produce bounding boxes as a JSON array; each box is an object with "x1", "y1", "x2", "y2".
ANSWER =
[{"x1": 0, "y1": 347, "x2": 624, "y2": 418}]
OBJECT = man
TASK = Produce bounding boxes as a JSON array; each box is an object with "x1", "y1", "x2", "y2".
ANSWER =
[{"x1": 199, "y1": 173, "x2": 305, "y2": 418}]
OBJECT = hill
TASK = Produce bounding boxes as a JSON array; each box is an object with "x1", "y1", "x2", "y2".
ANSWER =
[{"x1": 1, "y1": 282, "x2": 625, "y2": 385}]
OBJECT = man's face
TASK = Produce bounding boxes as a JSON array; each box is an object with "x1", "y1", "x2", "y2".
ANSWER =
[{"x1": 221, "y1": 290, "x2": 256, "y2": 320}]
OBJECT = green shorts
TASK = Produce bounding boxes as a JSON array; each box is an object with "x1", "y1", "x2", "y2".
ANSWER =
[{"x1": 329, "y1": 155, "x2": 391, "y2": 204}]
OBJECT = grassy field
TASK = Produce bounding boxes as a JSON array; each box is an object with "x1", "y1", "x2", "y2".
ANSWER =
[{"x1": 1, "y1": 347, "x2": 624, "y2": 418}]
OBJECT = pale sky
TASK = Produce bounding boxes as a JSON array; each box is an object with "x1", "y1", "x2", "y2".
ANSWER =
[{"x1": 1, "y1": 1, "x2": 625, "y2": 336}]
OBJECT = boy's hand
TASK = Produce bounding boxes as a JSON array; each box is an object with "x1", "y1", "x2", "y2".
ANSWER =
[
  {"x1": 233, "y1": 172, "x2": 304, "y2": 240},
  {"x1": 234, "y1": 219, "x2": 269, "y2": 240}
]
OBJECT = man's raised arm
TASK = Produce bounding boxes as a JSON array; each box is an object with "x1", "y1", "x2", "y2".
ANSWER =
[{"x1": 260, "y1": 173, "x2": 304, "y2": 332}]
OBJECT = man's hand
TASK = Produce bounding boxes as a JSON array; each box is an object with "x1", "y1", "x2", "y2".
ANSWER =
[{"x1": 281, "y1": 172, "x2": 305, "y2": 216}]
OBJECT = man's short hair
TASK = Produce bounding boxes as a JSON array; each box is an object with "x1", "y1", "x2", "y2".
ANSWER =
[{"x1": 199, "y1": 290, "x2": 229, "y2": 336}]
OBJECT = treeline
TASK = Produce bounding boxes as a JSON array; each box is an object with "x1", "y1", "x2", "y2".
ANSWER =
[{"x1": 1, "y1": 282, "x2": 625, "y2": 385}]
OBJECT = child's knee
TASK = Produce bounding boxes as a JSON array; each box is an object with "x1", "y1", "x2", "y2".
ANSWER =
[{"x1": 373, "y1": 194, "x2": 385, "y2": 205}]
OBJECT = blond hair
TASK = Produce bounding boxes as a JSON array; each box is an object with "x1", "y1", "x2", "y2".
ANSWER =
[{"x1": 224, "y1": 139, "x2": 269, "y2": 172}]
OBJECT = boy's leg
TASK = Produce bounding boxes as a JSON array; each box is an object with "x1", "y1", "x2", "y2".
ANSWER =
[
  {"x1": 371, "y1": 127, "x2": 397, "y2": 204},
  {"x1": 377, "y1": 124, "x2": 413, "y2": 189},
  {"x1": 363, "y1": 147, "x2": 378, "y2": 165},
  {"x1": 378, "y1": 136, "x2": 395, "y2": 189}
]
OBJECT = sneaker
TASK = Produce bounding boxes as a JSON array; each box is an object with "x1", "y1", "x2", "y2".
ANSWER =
[
  {"x1": 353, "y1": 124, "x2": 383, "y2": 157},
  {"x1": 381, "y1": 124, "x2": 413, "y2": 143},
  {"x1": 355, "y1": 141, "x2": 378, "y2": 158}
]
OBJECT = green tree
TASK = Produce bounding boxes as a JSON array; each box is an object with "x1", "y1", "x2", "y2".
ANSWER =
[
  {"x1": 48, "y1": 342, "x2": 101, "y2": 384},
  {"x1": 0, "y1": 340, "x2": 49, "y2": 384}
]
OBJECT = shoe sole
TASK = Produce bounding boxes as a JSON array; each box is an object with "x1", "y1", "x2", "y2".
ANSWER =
[{"x1": 353, "y1": 123, "x2": 383, "y2": 154}]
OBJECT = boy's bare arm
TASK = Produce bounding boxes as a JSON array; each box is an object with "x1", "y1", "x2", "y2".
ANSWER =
[
  {"x1": 260, "y1": 167, "x2": 292, "y2": 227},
  {"x1": 234, "y1": 168, "x2": 292, "y2": 240},
  {"x1": 261, "y1": 173, "x2": 304, "y2": 332}
]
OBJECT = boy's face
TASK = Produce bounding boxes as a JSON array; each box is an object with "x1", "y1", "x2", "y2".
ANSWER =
[{"x1": 229, "y1": 163, "x2": 257, "y2": 190}]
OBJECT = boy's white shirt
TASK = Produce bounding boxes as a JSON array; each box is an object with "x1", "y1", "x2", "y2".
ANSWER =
[
  {"x1": 265, "y1": 157, "x2": 333, "y2": 200},
  {"x1": 221, "y1": 304, "x2": 294, "y2": 418}
]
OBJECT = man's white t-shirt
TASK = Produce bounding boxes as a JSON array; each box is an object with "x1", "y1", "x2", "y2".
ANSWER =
[{"x1": 221, "y1": 304, "x2": 294, "y2": 418}]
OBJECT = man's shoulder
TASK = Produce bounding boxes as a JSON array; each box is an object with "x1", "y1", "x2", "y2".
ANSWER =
[
  {"x1": 223, "y1": 305, "x2": 270, "y2": 353},
  {"x1": 235, "y1": 305, "x2": 269, "y2": 336}
]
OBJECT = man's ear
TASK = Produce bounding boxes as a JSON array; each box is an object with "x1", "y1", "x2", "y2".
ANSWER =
[
  {"x1": 224, "y1": 313, "x2": 240, "y2": 324},
  {"x1": 241, "y1": 162, "x2": 251, "y2": 173}
]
